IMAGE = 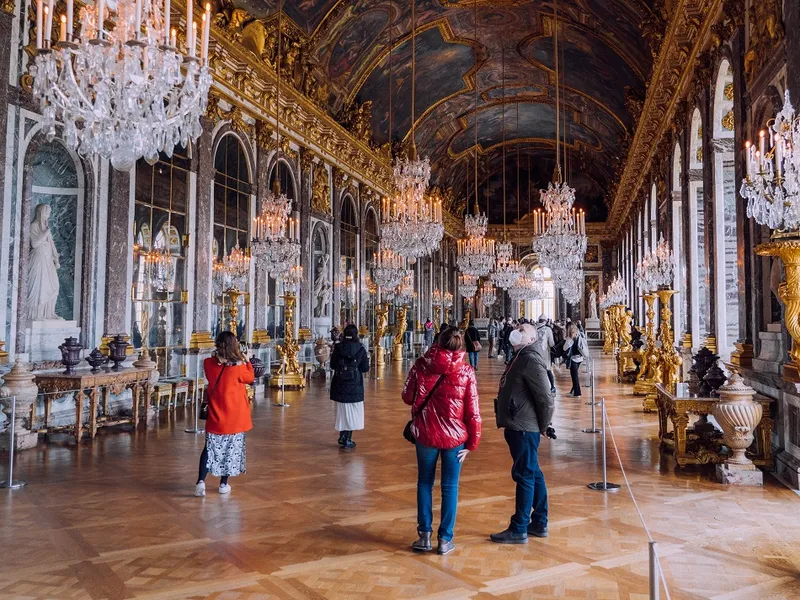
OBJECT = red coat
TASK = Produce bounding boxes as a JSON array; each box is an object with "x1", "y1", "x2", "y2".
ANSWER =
[
  {"x1": 402, "y1": 345, "x2": 481, "y2": 451},
  {"x1": 203, "y1": 358, "x2": 255, "y2": 435}
]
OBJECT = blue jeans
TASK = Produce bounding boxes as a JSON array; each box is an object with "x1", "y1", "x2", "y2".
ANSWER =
[
  {"x1": 416, "y1": 442, "x2": 465, "y2": 541},
  {"x1": 504, "y1": 429, "x2": 548, "y2": 533},
  {"x1": 467, "y1": 351, "x2": 479, "y2": 369}
]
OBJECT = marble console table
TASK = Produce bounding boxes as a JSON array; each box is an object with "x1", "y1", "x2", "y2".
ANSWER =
[
  {"x1": 34, "y1": 366, "x2": 157, "y2": 441},
  {"x1": 655, "y1": 383, "x2": 774, "y2": 469}
]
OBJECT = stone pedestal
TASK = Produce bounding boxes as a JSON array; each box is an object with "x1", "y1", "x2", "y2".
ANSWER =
[
  {"x1": 776, "y1": 450, "x2": 800, "y2": 490},
  {"x1": 753, "y1": 327, "x2": 785, "y2": 375},
  {"x1": 0, "y1": 361, "x2": 40, "y2": 451},
  {"x1": 585, "y1": 318, "x2": 601, "y2": 330},
  {"x1": 715, "y1": 463, "x2": 763, "y2": 486},
  {"x1": 25, "y1": 320, "x2": 81, "y2": 362}
]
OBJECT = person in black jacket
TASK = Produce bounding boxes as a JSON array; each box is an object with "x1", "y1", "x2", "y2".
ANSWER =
[
  {"x1": 465, "y1": 320, "x2": 481, "y2": 370},
  {"x1": 329, "y1": 324, "x2": 370, "y2": 449},
  {"x1": 490, "y1": 324, "x2": 554, "y2": 544}
]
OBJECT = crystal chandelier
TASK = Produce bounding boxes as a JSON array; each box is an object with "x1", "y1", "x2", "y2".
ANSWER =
[
  {"x1": 30, "y1": 0, "x2": 211, "y2": 170},
  {"x1": 395, "y1": 270, "x2": 416, "y2": 304},
  {"x1": 443, "y1": 292, "x2": 454, "y2": 309},
  {"x1": 634, "y1": 253, "x2": 658, "y2": 292},
  {"x1": 491, "y1": 241, "x2": 520, "y2": 290},
  {"x1": 635, "y1": 236, "x2": 674, "y2": 291},
  {"x1": 223, "y1": 243, "x2": 250, "y2": 287},
  {"x1": 459, "y1": 273, "x2": 478, "y2": 298},
  {"x1": 480, "y1": 280, "x2": 497, "y2": 307},
  {"x1": 284, "y1": 264, "x2": 303, "y2": 292},
  {"x1": 556, "y1": 268, "x2": 583, "y2": 306},
  {"x1": 530, "y1": 0, "x2": 587, "y2": 280},
  {"x1": 508, "y1": 267, "x2": 537, "y2": 302},
  {"x1": 741, "y1": 90, "x2": 800, "y2": 230},
  {"x1": 143, "y1": 247, "x2": 175, "y2": 293},
  {"x1": 372, "y1": 244, "x2": 405, "y2": 290},
  {"x1": 381, "y1": 0, "x2": 442, "y2": 259},
  {"x1": 250, "y1": 4, "x2": 299, "y2": 281},
  {"x1": 530, "y1": 270, "x2": 547, "y2": 300},
  {"x1": 432, "y1": 289, "x2": 442, "y2": 307},
  {"x1": 605, "y1": 274, "x2": 628, "y2": 306},
  {"x1": 457, "y1": 210, "x2": 495, "y2": 277}
]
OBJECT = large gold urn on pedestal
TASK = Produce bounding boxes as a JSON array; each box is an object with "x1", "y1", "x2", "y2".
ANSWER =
[
  {"x1": 633, "y1": 292, "x2": 659, "y2": 396},
  {"x1": 271, "y1": 293, "x2": 305, "y2": 389},
  {"x1": 755, "y1": 240, "x2": 800, "y2": 381}
]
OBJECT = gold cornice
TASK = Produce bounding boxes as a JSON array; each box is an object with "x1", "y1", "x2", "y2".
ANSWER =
[
  {"x1": 487, "y1": 222, "x2": 613, "y2": 246},
  {"x1": 607, "y1": 0, "x2": 723, "y2": 240}
]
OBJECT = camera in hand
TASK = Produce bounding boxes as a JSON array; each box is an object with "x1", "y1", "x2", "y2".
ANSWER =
[{"x1": 545, "y1": 426, "x2": 557, "y2": 440}]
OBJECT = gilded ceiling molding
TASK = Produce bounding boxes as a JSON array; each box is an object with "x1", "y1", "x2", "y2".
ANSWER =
[
  {"x1": 607, "y1": 0, "x2": 729, "y2": 239},
  {"x1": 171, "y1": 0, "x2": 395, "y2": 199},
  {"x1": 2, "y1": 0, "x2": 15, "y2": 15}
]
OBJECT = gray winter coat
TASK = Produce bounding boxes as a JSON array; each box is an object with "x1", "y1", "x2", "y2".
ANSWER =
[{"x1": 495, "y1": 344, "x2": 554, "y2": 433}]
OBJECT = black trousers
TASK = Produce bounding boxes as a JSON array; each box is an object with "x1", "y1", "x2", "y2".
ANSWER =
[{"x1": 569, "y1": 361, "x2": 582, "y2": 396}]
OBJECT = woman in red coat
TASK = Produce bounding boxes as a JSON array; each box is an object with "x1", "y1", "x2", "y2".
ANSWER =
[
  {"x1": 402, "y1": 327, "x2": 481, "y2": 555},
  {"x1": 194, "y1": 331, "x2": 255, "y2": 497}
]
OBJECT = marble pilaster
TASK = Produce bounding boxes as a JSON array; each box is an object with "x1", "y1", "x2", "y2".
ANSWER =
[
  {"x1": 102, "y1": 167, "x2": 133, "y2": 337},
  {"x1": 253, "y1": 139, "x2": 270, "y2": 333},
  {"x1": 298, "y1": 149, "x2": 313, "y2": 330},
  {"x1": 700, "y1": 91, "x2": 717, "y2": 347},
  {"x1": 191, "y1": 118, "x2": 214, "y2": 342}
]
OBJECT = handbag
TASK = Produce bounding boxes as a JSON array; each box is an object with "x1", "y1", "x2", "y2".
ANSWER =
[
  {"x1": 403, "y1": 375, "x2": 446, "y2": 444},
  {"x1": 200, "y1": 364, "x2": 228, "y2": 420},
  {"x1": 467, "y1": 330, "x2": 482, "y2": 352}
]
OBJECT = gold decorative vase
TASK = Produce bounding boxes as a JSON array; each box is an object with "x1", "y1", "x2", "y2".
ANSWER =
[
  {"x1": 374, "y1": 303, "x2": 388, "y2": 366},
  {"x1": 755, "y1": 240, "x2": 800, "y2": 382},
  {"x1": 392, "y1": 305, "x2": 408, "y2": 362}
]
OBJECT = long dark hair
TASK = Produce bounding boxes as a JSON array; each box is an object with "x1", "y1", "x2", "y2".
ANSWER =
[{"x1": 215, "y1": 331, "x2": 247, "y2": 363}]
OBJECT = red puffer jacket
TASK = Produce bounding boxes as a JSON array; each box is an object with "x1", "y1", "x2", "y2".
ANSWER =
[{"x1": 402, "y1": 345, "x2": 481, "y2": 451}]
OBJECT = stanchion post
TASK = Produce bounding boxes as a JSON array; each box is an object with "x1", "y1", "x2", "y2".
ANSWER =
[
  {"x1": 586, "y1": 359, "x2": 594, "y2": 405},
  {"x1": 588, "y1": 398, "x2": 621, "y2": 491},
  {"x1": 649, "y1": 541, "x2": 660, "y2": 600},
  {"x1": 185, "y1": 353, "x2": 205, "y2": 435},
  {"x1": 582, "y1": 365, "x2": 601, "y2": 433},
  {"x1": 1, "y1": 396, "x2": 27, "y2": 490}
]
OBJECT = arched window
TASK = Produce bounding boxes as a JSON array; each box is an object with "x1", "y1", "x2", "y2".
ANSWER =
[
  {"x1": 133, "y1": 145, "x2": 189, "y2": 374},
  {"x1": 212, "y1": 134, "x2": 252, "y2": 340},
  {"x1": 364, "y1": 207, "x2": 379, "y2": 333},
  {"x1": 672, "y1": 144, "x2": 686, "y2": 340},
  {"x1": 266, "y1": 158, "x2": 298, "y2": 340},
  {"x1": 340, "y1": 194, "x2": 359, "y2": 325},
  {"x1": 712, "y1": 60, "x2": 739, "y2": 356},
  {"x1": 689, "y1": 108, "x2": 707, "y2": 347},
  {"x1": 650, "y1": 183, "x2": 658, "y2": 249}
]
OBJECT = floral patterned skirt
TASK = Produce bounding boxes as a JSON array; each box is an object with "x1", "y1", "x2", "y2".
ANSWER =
[{"x1": 205, "y1": 432, "x2": 246, "y2": 477}]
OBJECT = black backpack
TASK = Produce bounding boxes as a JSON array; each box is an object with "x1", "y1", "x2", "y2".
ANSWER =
[{"x1": 337, "y1": 351, "x2": 361, "y2": 382}]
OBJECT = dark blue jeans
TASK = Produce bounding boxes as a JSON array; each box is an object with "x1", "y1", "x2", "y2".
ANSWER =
[
  {"x1": 416, "y1": 442, "x2": 465, "y2": 541},
  {"x1": 467, "y1": 351, "x2": 479, "y2": 369},
  {"x1": 504, "y1": 429, "x2": 548, "y2": 533}
]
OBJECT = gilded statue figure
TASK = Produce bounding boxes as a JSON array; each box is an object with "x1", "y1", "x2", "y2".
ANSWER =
[
  {"x1": 394, "y1": 305, "x2": 408, "y2": 348},
  {"x1": 618, "y1": 309, "x2": 634, "y2": 351},
  {"x1": 281, "y1": 40, "x2": 300, "y2": 83},
  {"x1": 263, "y1": 27, "x2": 279, "y2": 67},
  {"x1": 661, "y1": 346, "x2": 682, "y2": 385},
  {"x1": 352, "y1": 101, "x2": 373, "y2": 144},
  {"x1": 374, "y1": 303, "x2": 388, "y2": 346},
  {"x1": 311, "y1": 164, "x2": 331, "y2": 214}
]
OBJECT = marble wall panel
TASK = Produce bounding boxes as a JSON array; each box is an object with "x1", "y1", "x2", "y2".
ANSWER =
[
  {"x1": 696, "y1": 187, "x2": 707, "y2": 337},
  {"x1": 723, "y1": 165, "x2": 739, "y2": 347}
]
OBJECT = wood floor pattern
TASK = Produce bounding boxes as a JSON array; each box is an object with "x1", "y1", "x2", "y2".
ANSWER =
[{"x1": 2, "y1": 356, "x2": 799, "y2": 599}]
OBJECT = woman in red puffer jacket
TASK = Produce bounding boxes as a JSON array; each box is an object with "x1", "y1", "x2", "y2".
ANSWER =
[{"x1": 402, "y1": 327, "x2": 481, "y2": 556}]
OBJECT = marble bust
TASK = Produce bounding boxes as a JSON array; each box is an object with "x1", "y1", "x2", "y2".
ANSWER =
[{"x1": 27, "y1": 203, "x2": 62, "y2": 321}]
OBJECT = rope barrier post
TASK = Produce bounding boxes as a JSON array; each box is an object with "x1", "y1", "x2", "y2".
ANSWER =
[
  {"x1": 1, "y1": 397, "x2": 27, "y2": 490},
  {"x1": 586, "y1": 358, "x2": 594, "y2": 405},
  {"x1": 185, "y1": 354, "x2": 204, "y2": 435},
  {"x1": 273, "y1": 356, "x2": 290, "y2": 407},
  {"x1": 582, "y1": 363, "x2": 601, "y2": 433},
  {"x1": 588, "y1": 398, "x2": 620, "y2": 491},
  {"x1": 649, "y1": 541, "x2": 660, "y2": 600}
]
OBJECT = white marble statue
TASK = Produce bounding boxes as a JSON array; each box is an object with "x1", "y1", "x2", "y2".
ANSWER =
[
  {"x1": 27, "y1": 203, "x2": 62, "y2": 321},
  {"x1": 589, "y1": 289, "x2": 598, "y2": 320},
  {"x1": 313, "y1": 255, "x2": 332, "y2": 318}
]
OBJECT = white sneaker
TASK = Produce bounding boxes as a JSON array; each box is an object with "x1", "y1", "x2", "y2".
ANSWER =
[
  {"x1": 194, "y1": 481, "x2": 206, "y2": 497},
  {"x1": 218, "y1": 483, "x2": 231, "y2": 495}
]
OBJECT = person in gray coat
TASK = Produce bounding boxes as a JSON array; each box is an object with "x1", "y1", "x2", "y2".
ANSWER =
[{"x1": 490, "y1": 324, "x2": 554, "y2": 544}]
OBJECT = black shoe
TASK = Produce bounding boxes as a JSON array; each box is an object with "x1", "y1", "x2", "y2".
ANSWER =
[
  {"x1": 527, "y1": 524, "x2": 548, "y2": 538},
  {"x1": 412, "y1": 530, "x2": 433, "y2": 552},
  {"x1": 342, "y1": 431, "x2": 356, "y2": 449},
  {"x1": 337, "y1": 432, "x2": 346, "y2": 447},
  {"x1": 437, "y1": 537, "x2": 455, "y2": 555},
  {"x1": 489, "y1": 529, "x2": 528, "y2": 544}
]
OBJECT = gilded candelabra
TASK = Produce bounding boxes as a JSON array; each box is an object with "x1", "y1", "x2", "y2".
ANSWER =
[
  {"x1": 374, "y1": 302, "x2": 388, "y2": 366},
  {"x1": 271, "y1": 293, "x2": 305, "y2": 388},
  {"x1": 633, "y1": 292, "x2": 659, "y2": 396},
  {"x1": 460, "y1": 309, "x2": 471, "y2": 331},
  {"x1": 617, "y1": 307, "x2": 636, "y2": 373},
  {"x1": 756, "y1": 240, "x2": 800, "y2": 381},
  {"x1": 227, "y1": 288, "x2": 243, "y2": 335},
  {"x1": 393, "y1": 305, "x2": 408, "y2": 361},
  {"x1": 643, "y1": 288, "x2": 681, "y2": 411}
]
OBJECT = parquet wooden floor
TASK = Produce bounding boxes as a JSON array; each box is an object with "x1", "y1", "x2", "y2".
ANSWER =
[{"x1": 2, "y1": 356, "x2": 799, "y2": 599}]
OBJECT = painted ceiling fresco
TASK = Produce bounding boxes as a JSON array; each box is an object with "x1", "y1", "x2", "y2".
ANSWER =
[{"x1": 245, "y1": 0, "x2": 656, "y2": 222}]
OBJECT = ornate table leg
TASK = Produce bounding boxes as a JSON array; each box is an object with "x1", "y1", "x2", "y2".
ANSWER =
[
  {"x1": 132, "y1": 383, "x2": 141, "y2": 427},
  {"x1": 671, "y1": 414, "x2": 690, "y2": 467},
  {"x1": 44, "y1": 397, "x2": 51, "y2": 431},
  {"x1": 74, "y1": 391, "x2": 85, "y2": 442},
  {"x1": 102, "y1": 387, "x2": 109, "y2": 418},
  {"x1": 89, "y1": 387, "x2": 99, "y2": 439},
  {"x1": 143, "y1": 382, "x2": 153, "y2": 429}
]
